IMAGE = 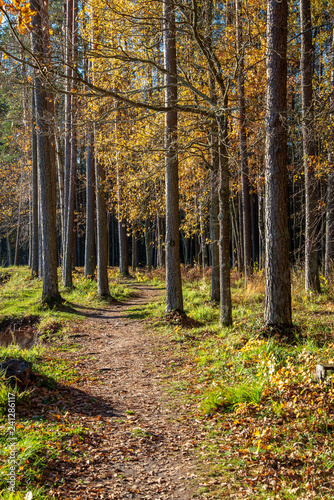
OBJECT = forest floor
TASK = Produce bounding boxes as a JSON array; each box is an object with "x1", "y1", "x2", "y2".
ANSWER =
[
  {"x1": 39, "y1": 283, "x2": 201, "y2": 499},
  {"x1": 2, "y1": 268, "x2": 334, "y2": 499}
]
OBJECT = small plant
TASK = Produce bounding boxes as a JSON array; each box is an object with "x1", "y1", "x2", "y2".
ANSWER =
[
  {"x1": 131, "y1": 427, "x2": 148, "y2": 437},
  {"x1": 0, "y1": 376, "x2": 30, "y2": 416}
]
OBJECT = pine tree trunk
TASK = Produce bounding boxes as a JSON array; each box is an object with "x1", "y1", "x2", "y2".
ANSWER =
[
  {"x1": 210, "y1": 119, "x2": 220, "y2": 301},
  {"x1": 236, "y1": 0, "x2": 252, "y2": 280},
  {"x1": 84, "y1": 127, "x2": 96, "y2": 277},
  {"x1": 301, "y1": 0, "x2": 320, "y2": 292},
  {"x1": 95, "y1": 157, "x2": 110, "y2": 297},
  {"x1": 218, "y1": 112, "x2": 232, "y2": 326},
  {"x1": 63, "y1": 0, "x2": 77, "y2": 288},
  {"x1": 258, "y1": 179, "x2": 265, "y2": 269},
  {"x1": 264, "y1": 0, "x2": 291, "y2": 327},
  {"x1": 31, "y1": 91, "x2": 39, "y2": 277},
  {"x1": 14, "y1": 195, "x2": 21, "y2": 266},
  {"x1": 31, "y1": 0, "x2": 60, "y2": 305},
  {"x1": 164, "y1": 0, "x2": 183, "y2": 313},
  {"x1": 145, "y1": 218, "x2": 152, "y2": 272},
  {"x1": 6, "y1": 235, "x2": 11, "y2": 267},
  {"x1": 132, "y1": 228, "x2": 136, "y2": 271},
  {"x1": 118, "y1": 218, "x2": 129, "y2": 276},
  {"x1": 325, "y1": 20, "x2": 334, "y2": 279}
]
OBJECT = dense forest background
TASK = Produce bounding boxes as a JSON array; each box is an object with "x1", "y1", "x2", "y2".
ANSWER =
[{"x1": 0, "y1": 0, "x2": 332, "y2": 325}]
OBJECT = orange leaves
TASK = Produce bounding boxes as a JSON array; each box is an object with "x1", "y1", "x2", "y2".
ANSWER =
[{"x1": 1, "y1": 0, "x2": 36, "y2": 34}]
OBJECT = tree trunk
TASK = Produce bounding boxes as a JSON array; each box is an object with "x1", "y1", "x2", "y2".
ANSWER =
[
  {"x1": 230, "y1": 198, "x2": 241, "y2": 271},
  {"x1": 63, "y1": 0, "x2": 77, "y2": 288},
  {"x1": 264, "y1": 0, "x2": 291, "y2": 327},
  {"x1": 84, "y1": 127, "x2": 96, "y2": 277},
  {"x1": 145, "y1": 218, "x2": 152, "y2": 272},
  {"x1": 210, "y1": 119, "x2": 220, "y2": 301},
  {"x1": 14, "y1": 194, "x2": 21, "y2": 266},
  {"x1": 6, "y1": 235, "x2": 11, "y2": 267},
  {"x1": 157, "y1": 216, "x2": 165, "y2": 268},
  {"x1": 325, "y1": 20, "x2": 334, "y2": 279},
  {"x1": 31, "y1": 0, "x2": 60, "y2": 305},
  {"x1": 31, "y1": 90, "x2": 39, "y2": 277},
  {"x1": 236, "y1": 0, "x2": 252, "y2": 280},
  {"x1": 132, "y1": 228, "x2": 136, "y2": 271},
  {"x1": 258, "y1": 181, "x2": 265, "y2": 270},
  {"x1": 95, "y1": 157, "x2": 110, "y2": 297},
  {"x1": 218, "y1": 111, "x2": 232, "y2": 326},
  {"x1": 164, "y1": 0, "x2": 183, "y2": 313},
  {"x1": 251, "y1": 193, "x2": 259, "y2": 266},
  {"x1": 301, "y1": 0, "x2": 320, "y2": 292},
  {"x1": 118, "y1": 218, "x2": 129, "y2": 276}
]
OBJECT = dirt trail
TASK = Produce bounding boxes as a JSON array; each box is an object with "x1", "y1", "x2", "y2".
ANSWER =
[{"x1": 48, "y1": 284, "x2": 200, "y2": 499}]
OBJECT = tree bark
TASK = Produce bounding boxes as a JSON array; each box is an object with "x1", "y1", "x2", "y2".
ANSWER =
[
  {"x1": 236, "y1": 0, "x2": 252, "y2": 281},
  {"x1": 63, "y1": 0, "x2": 77, "y2": 288},
  {"x1": 6, "y1": 234, "x2": 11, "y2": 267},
  {"x1": 31, "y1": 0, "x2": 60, "y2": 304},
  {"x1": 300, "y1": 0, "x2": 320, "y2": 292},
  {"x1": 210, "y1": 120, "x2": 220, "y2": 301},
  {"x1": 145, "y1": 218, "x2": 152, "y2": 272},
  {"x1": 164, "y1": 0, "x2": 183, "y2": 313},
  {"x1": 132, "y1": 228, "x2": 136, "y2": 271},
  {"x1": 118, "y1": 218, "x2": 129, "y2": 276},
  {"x1": 218, "y1": 111, "x2": 232, "y2": 326},
  {"x1": 84, "y1": 127, "x2": 96, "y2": 277},
  {"x1": 264, "y1": 0, "x2": 291, "y2": 327},
  {"x1": 325, "y1": 20, "x2": 334, "y2": 279},
  {"x1": 31, "y1": 90, "x2": 39, "y2": 277},
  {"x1": 95, "y1": 157, "x2": 110, "y2": 297},
  {"x1": 14, "y1": 193, "x2": 21, "y2": 266}
]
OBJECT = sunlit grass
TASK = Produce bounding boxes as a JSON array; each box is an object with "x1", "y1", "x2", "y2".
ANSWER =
[
  {"x1": 136, "y1": 265, "x2": 334, "y2": 499},
  {"x1": 0, "y1": 266, "x2": 135, "y2": 338}
]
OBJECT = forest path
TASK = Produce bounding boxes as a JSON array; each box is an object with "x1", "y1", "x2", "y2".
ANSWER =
[{"x1": 48, "y1": 283, "x2": 200, "y2": 499}]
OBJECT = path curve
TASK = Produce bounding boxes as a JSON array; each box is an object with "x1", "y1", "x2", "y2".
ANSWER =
[{"x1": 48, "y1": 284, "x2": 199, "y2": 499}]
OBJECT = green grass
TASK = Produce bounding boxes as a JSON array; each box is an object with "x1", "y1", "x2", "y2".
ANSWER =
[
  {"x1": 0, "y1": 266, "x2": 135, "y2": 499},
  {"x1": 0, "y1": 340, "x2": 86, "y2": 498},
  {"x1": 131, "y1": 266, "x2": 334, "y2": 499},
  {"x1": 0, "y1": 266, "x2": 135, "y2": 335}
]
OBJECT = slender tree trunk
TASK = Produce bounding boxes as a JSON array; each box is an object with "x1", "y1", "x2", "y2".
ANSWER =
[
  {"x1": 218, "y1": 110, "x2": 232, "y2": 326},
  {"x1": 156, "y1": 216, "x2": 164, "y2": 268},
  {"x1": 84, "y1": 127, "x2": 96, "y2": 277},
  {"x1": 325, "y1": 20, "x2": 334, "y2": 279},
  {"x1": 132, "y1": 228, "x2": 136, "y2": 271},
  {"x1": 63, "y1": 0, "x2": 78, "y2": 287},
  {"x1": 164, "y1": 0, "x2": 183, "y2": 312},
  {"x1": 203, "y1": 0, "x2": 220, "y2": 299},
  {"x1": 31, "y1": 0, "x2": 60, "y2": 304},
  {"x1": 251, "y1": 193, "x2": 259, "y2": 265},
  {"x1": 230, "y1": 198, "x2": 241, "y2": 271},
  {"x1": 55, "y1": 127, "x2": 65, "y2": 255},
  {"x1": 301, "y1": 0, "x2": 320, "y2": 292},
  {"x1": 264, "y1": 0, "x2": 291, "y2": 327},
  {"x1": 14, "y1": 194, "x2": 21, "y2": 266},
  {"x1": 145, "y1": 218, "x2": 152, "y2": 272},
  {"x1": 6, "y1": 235, "x2": 11, "y2": 267},
  {"x1": 236, "y1": 0, "x2": 252, "y2": 280},
  {"x1": 258, "y1": 180, "x2": 265, "y2": 269},
  {"x1": 118, "y1": 218, "x2": 129, "y2": 276},
  {"x1": 31, "y1": 91, "x2": 39, "y2": 277},
  {"x1": 95, "y1": 157, "x2": 110, "y2": 297},
  {"x1": 210, "y1": 119, "x2": 220, "y2": 301}
]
